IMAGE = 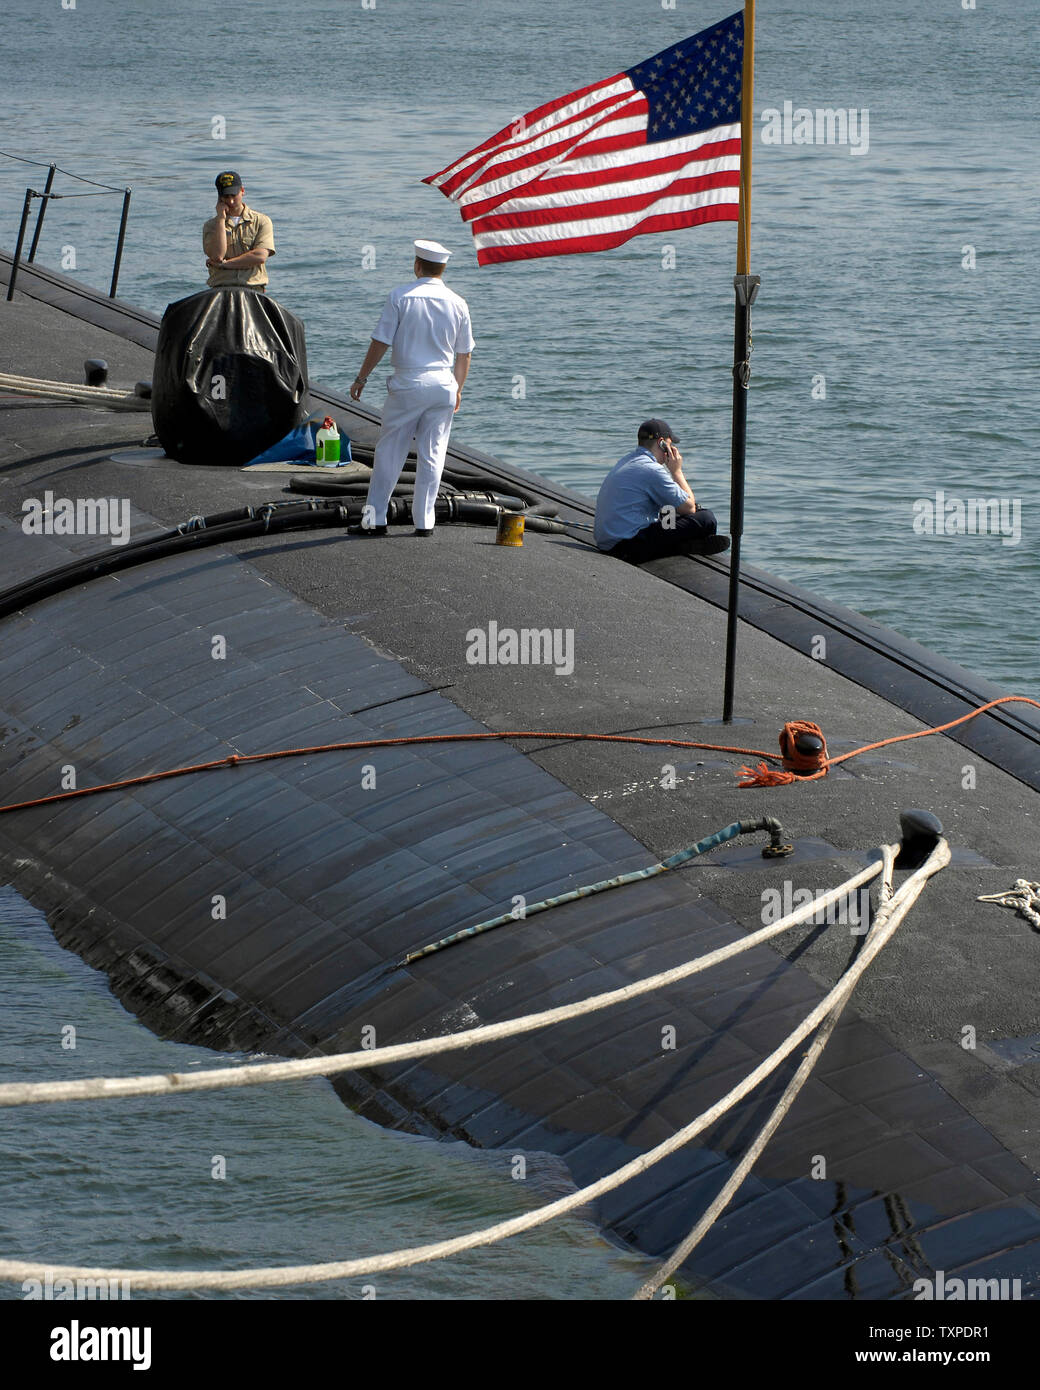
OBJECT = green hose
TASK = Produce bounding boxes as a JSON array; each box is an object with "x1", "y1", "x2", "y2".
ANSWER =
[{"x1": 400, "y1": 817, "x2": 789, "y2": 966}]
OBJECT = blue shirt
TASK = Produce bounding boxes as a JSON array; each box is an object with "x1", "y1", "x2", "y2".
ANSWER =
[{"x1": 593, "y1": 447, "x2": 691, "y2": 550}]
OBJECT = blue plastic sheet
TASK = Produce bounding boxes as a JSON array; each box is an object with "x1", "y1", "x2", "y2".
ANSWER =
[{"x1": 242, "y1": 418, "x2": 352, "y2": 468}]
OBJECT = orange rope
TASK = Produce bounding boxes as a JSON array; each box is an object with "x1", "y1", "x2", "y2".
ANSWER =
[
  {"x1": 780, "y1": 719, "x2": 828, "y2": 772},
  {"x1": 738, "y1": 695, "x2": 1040, "y2": 788},
  {"x1": 2, "y1": 696, "x2": 1037, "y2": 815},
  {"x1": 0, "y1": 731, "x2": 780, "y2": 816}
]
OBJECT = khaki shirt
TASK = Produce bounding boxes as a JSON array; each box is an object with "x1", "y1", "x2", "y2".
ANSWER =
[{"x1": 202, "y1": 205, "x2": 275, "y2": 288}]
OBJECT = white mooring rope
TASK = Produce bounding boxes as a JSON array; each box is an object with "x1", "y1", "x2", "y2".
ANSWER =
[
  {"x1": 0, "y1": 371, "x2": 147, "y2": 410},
  {"x1": 633, "y1": 843, "x2": 899, "y2": 1299},
  {"x1": 0, "y1": 858, "x2": 888, "y2": 1110},
  {"x1": 977, "y1": 879, "x2": 1040, "y2": 931},
  {"x1": 0, "y1": 842, "x2": 947, "y2": 1290}
]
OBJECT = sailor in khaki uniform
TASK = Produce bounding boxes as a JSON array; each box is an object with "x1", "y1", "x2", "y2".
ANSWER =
[
  {"x1": 350, "y1": 240, "x2": 474, "y2": 536},
  {"x1": 202, "y1": 171, "x2": 275, "y2": 290}
]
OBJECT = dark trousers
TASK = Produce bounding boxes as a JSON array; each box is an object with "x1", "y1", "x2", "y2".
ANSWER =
[{"x1": 608, "y1": 509, "x2": 718, "y2": 563}]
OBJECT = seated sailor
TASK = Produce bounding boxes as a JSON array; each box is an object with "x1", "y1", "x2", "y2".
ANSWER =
[{"x1": 593, "y1": 418, "x2": 730, "y2": 563}]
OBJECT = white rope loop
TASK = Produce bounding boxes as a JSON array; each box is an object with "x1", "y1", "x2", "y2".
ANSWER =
[
  {"x1": 978, "y1": 879, "x2": 1040, "y2": 930},
  {"x1": 0, "y1": 843, "x2": 948, "y2": 1291},
  {"x1": 0, "y1": 843, "x2": 945, "y2": 1291},
  {"x1": 633, "y1": 843, "x2": 900, "y2": 1299}
]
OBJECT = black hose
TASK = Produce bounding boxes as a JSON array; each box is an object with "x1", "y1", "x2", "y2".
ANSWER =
[
  {"x1": 287, "y1": 476, "x2": 538, "y2": 512},
  {"x1": 319, "y1": 445, "x2": 542, "y2": 503},
  {"x1": 0, "y1": 483, "x2": 571, "y2": 622},
  {"x1": 0, "y1": 501, "x2": 353, "y2": 621},
  {"x1": 288, "y1": 467, "x2": 543, "y2": 507}
]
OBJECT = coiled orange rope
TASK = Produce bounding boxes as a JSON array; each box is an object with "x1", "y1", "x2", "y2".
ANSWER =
[{"x1": 738, "y1": 696, "x2": 1040, "y2": 787}]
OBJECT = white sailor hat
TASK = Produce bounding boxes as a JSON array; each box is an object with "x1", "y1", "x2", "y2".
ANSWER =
[{"x1": 414, "y1": 239, "x2": 452, "y2": 264}]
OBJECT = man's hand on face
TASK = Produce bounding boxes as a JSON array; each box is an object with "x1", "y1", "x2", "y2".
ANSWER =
[
  {"x1": 660, "y1": 438, "x2": 684, "y2": 474},
  {"x1": 215, "y1": 198, "x2": 230, "y2": 220}
]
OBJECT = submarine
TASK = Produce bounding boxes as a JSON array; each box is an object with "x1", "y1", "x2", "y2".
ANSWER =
[{"x1": 3, "y1": 250, "x2": 1040, "y2": 1304}]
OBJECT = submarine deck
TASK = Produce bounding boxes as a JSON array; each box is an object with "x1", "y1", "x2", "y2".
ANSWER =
[{"x1": 2, "y1": 259, "x2": 1040, "y2": 1300}]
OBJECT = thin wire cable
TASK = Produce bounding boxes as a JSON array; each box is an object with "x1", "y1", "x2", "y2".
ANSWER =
[
  {"x1": 29, "y1": 190, "x2": 123, "y2": 199},
  {"x1": 0, "y1": 150, "x2": 124, "y2": 191}
]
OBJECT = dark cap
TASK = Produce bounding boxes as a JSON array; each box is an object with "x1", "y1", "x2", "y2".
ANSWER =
[
  {"x1": 637, "y1": 418, "x2": 680, "y2": 444},
  {"x1": 215, "y1": 171, "x2": 243, "y2": 195}
]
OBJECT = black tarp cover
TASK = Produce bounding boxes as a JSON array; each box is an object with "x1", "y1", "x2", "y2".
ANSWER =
[{"x1": 152, "y1": 289, "x2": 308, "y2": 465}]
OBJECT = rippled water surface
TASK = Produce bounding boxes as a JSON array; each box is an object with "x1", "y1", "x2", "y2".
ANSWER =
[
  {"x1": 2, "y1": 0, "x2": 1036, "y2": 691},
  {"x1": 0, "y1": 886, "x2": 651, "y2": 1300}
]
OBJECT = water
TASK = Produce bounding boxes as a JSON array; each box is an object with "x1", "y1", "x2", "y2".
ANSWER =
[
  {"x1": 2, "y1": 0, "x2": 1037, "y2": 693},
  {"x1": 0, "y1": 0, "x2": 1037, "y2": 1300},
  {"x1": 0, "y1": 886, "x2": 650, "y2": 1300}
]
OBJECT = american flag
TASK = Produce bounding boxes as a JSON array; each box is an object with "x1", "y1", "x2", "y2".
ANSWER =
[{"x1": 424, "y1": 9, "x2": 744, "y2": 266}]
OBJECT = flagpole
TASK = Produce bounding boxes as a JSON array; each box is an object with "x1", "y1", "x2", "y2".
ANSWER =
[{"x1": 722, "y1": 0, "x2": 760, "y2": 721}]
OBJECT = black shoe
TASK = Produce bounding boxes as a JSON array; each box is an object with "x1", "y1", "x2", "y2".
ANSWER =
[
  {"x1": 413, "y1": 528, "x2": 434, "y2": 537},
  {"x1": 360, "y1": 524, "x2": 388, "y2": 537},
  {"x1": 689, "y1": 535, "x2": 730, "y2": 556}
]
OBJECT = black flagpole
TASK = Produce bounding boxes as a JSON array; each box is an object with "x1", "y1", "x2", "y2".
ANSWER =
[{"x1": 722, "y1": 0, "x2": 759, "y2": 722}]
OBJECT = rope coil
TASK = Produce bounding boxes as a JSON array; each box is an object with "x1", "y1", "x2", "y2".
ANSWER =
[
  {"x1": 738, "y1": 696, "x2": 1040, "y2": 788},
  {"x1": 978, "y1": 879, "x2": 1040, "y2": 931}
]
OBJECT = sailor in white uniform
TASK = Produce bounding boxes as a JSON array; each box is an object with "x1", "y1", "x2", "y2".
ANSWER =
[{"x1": 350, "y1": 239, "x2": 475, "y2": 535}]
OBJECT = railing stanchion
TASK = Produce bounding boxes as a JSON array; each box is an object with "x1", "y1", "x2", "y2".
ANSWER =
[
  {"x1": 27, "y1": 165, "x2": 56, "y2": 264},
  {"x1": 109, "y1": 187, "x2": 132, "y2": 299},
  {"x1": 7, "y1": 188, "x2": 35, "y2": 302}
]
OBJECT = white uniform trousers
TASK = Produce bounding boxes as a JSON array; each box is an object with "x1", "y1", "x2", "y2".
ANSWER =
[{"x1": 365, "y1": 370, "x2": 457, "y2": 530}]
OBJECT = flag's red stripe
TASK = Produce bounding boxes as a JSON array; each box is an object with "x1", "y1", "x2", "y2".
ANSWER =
[
  {"x1": 434, "y1": 98, "x2": 633, "y2": 201},
  {"x1": 459, "y1": 136, "x2": 740, "y2": 223},
  {"x1": 440, "y1": 94, "x2": 645, "y2": 204},
  {"x1": 450, "y1": 124, "x2": 645, "y2": 224},
  {"x1": 532, "y1": 136, "x2": 740, "y2": 195},
  {"x1": 457, "y1": 128, "x2": 649, "y2": 221},
  {"x1": 475, "y1": 204, "x2": 738, "y2": 265},
  {"x1": 472, "y1": 170, "x2": 740, "y2": 236},
  {"x1": 423, "y1": 75, "x2": 626, "y2": 190}
]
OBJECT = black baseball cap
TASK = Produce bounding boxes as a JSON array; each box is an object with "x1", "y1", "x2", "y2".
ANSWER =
[
  {"x1": 215, "y1": 171, "x2": 243, "y2": 195},
  {"x1": 638, "y1": 418, "x2": 680, "y2": 444}
]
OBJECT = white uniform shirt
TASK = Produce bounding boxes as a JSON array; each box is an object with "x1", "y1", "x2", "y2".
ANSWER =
[{"x1": 372, "y1": 277, "x2": 475, "y2": 375}]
